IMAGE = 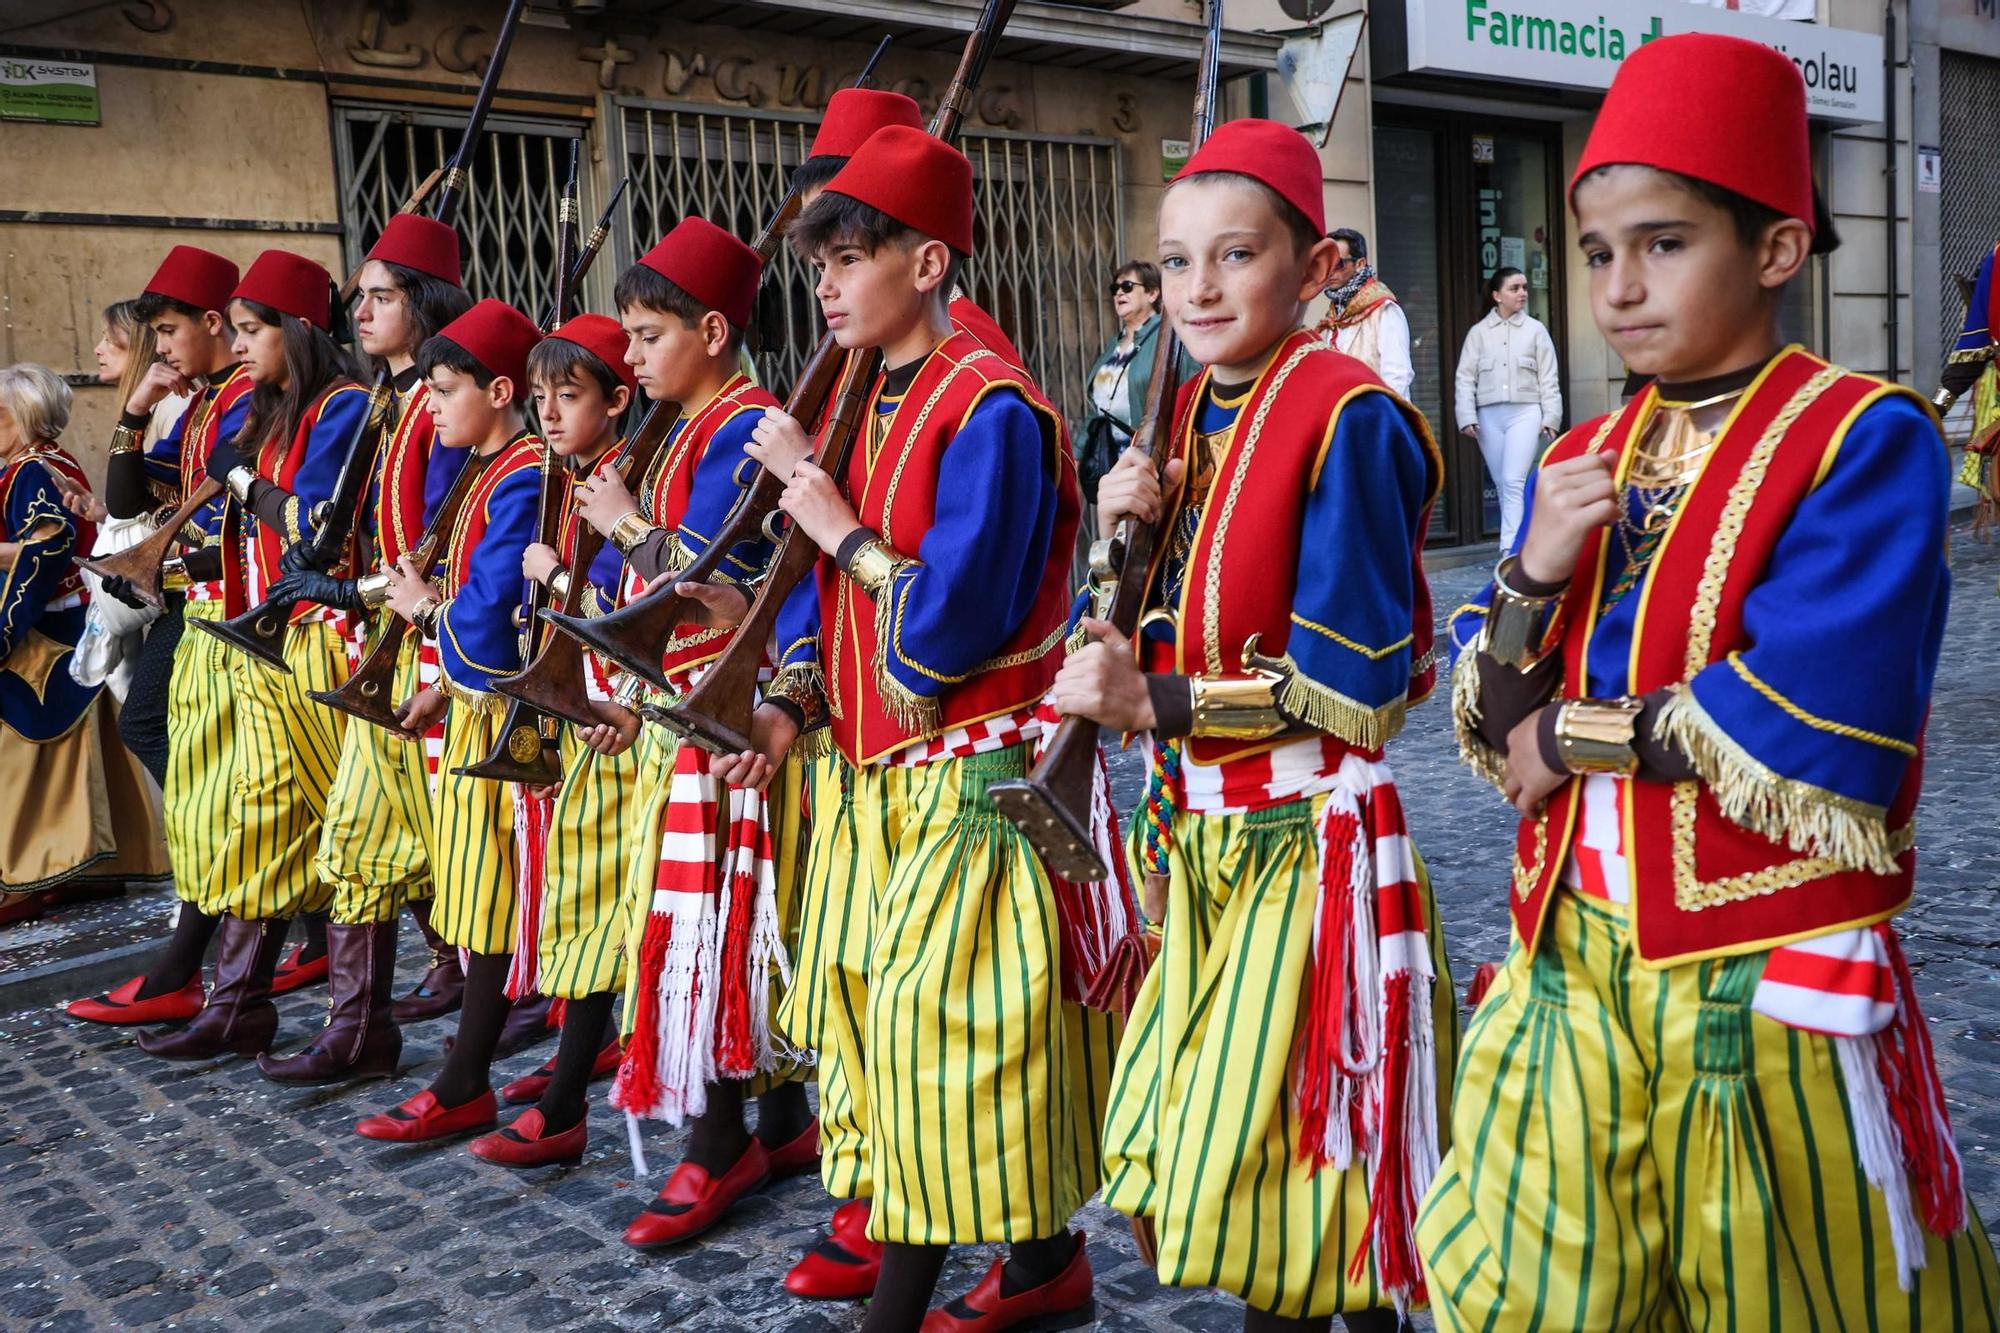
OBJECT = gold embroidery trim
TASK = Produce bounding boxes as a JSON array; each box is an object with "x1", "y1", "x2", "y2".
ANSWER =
[
  {"x1": 1287, "y1": 612, "x2": 1414, "y2": 661},
  {"x1": 1512, "y1": 813, "x2": 1548, "y2": 901},
  {"x1": 1264, "y1": 651, "x2": 1408, "y2": 749},
  {"x1": 1723, "y1": 652, "x2": 1918, "y2": 756},
  {"x1": 1449, "y1": 649, "x2": 1511, "y2": 793}
]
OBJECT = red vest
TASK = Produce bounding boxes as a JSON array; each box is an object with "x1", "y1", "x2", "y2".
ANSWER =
[
  {"x1": 822, "y1": 332, "x2": 1079, "y2": 765},
  {"x1": 639, "y1": 375, "x2": 780, "y2": 681},
  {"x1": 443, "y1": 433, "x2": 543, "y2": 596},
  {"x1": 1151, "y1": 330, "x2": 1441, "y2": 767},
  {"x1": 1512, "y1": 348, "x2": 1928, "y2": 967},
  {"x1": 238, "y1": 381, "x2": 366, "y2": 623},
  {"x1": 178, "y1": 365, "x2": 256, "y2": 502},
  {"x1": 372, "y1": 381, "x2": 437, "y2": 569}
]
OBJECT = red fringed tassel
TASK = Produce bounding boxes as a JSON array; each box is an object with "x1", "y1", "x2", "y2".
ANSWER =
[
  {"x1": 1081, "y1": 931, "x2": 1157, "y2": 1014},
  {"x1": 1348, "y1": 972, "x2": 1426, "y2": 1304},
  {"x1": 611, "y1": 912, "x2": 673, "y2": 1116},
  {"x1": 548, "y1": 997, "x2": 566, "y2": 1031},
  {"x1": 712, "y1": 861, "x2": 758, "y2": 1074},
  {"x1": 1293, "y1": 810, "x2": 1359, "y2": 1170},
  {"x1": 1877, "y1": 934, "x2": 1967, "y2": 1237}
]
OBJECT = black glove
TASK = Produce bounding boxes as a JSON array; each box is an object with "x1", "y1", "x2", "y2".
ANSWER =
[
  {"x1": 101, "y1": 575, "x2": 148, "y2": 610},
  {"x1": 182, "y1": 546, "x2": 223, "y2": 583},
  {"x1": 279, "y1": 540, "x2": 325, "y2": 576},
  {"x1": 1940, "y1": 354, "x2": 1988, "y2": 402},
  {"x1": 270, "y1": 570, "x2": 361, "y2": 612},
  {"x1": 204, "y1": 440, "x2": 249, "y2": 485}
]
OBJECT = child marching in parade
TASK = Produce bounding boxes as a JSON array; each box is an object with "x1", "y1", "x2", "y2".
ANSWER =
[
  {"x1": 462, "y1": 313, "x2": 635, "y2": 1165},
  {"x1": 353, "y1": 298, "x2": 545, "y2": 1140},
  {"x1": 136, "y1": 250, "x2": 369, "y2": 1062},
  {"x1": 67, "y1": 246, "x2": 255, "y2": 1027},
  {"x1": 1419, "y1": 36, "x2": 2000, "y2": 1326},
  {"x1": 1054, "y1": 121, "x2": 1453, "y2": 1333},
  {"x1": 254, "y1": 215, "x2": 475, "y2": 1085},
  {"x1": 726, "y1": 123, "x2": 1099, "y2": 1332},
  {"x1": 556, "y1": 219, "x2": 819, "y2": 1242}
]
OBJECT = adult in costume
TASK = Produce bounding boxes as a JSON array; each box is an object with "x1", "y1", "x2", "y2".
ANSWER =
[
  {"x1": 1419, "y1": 36, "x2": 2000, "y2": 1326},
  {"x1": 1315, "y1": 229, "x2": 1413, "y2": 399},
  {"x1": 1938, "y1": 241, "x2": 2000, "y2": 517},
  {"x1": 0, "y1": 364, "x2": 167, "y2": 903}
]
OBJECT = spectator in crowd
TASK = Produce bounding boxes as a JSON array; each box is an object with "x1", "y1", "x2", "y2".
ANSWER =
[
  {"x1": 1078, "y1": 260, "x2": 1167, "y2": 506},
  {"x1": 1454, "y1": 266, "x2": 1561, "y2": 548},
  {"x1": 1315, "y1": 227, "x2": 1413, "y2": 398}
]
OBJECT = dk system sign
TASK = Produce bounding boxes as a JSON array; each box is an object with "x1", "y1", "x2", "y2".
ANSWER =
[
  {"x1": 0, "y1": 59, "x2": 99, "y2": 126},
  {"x1": 1373, "y1": 0, "x2": 1883, "y2": 124}
]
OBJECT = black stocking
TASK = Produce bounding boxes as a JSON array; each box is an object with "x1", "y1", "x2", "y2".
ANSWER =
[
  {"x1": 532, "y1": 991, "x2": 614, "y2": 1134},
  {"x1": 752, "y1": 1080, "x2": 812, "y2": 1149},
  {"x1": 133, "y1": 904, "x2": 221, "y2": 999},
  {"x1": 679, "y1": 1079, "x2": 750, "y2": 1176},
  {"x1": 294, "y1": 910, "x2": 329, "y2": 965},
  {"x1": 1243, "y1": 1309, "x2": 1336, "y2": 1333},
  {"x1": 994, "y1": 1230, "x2": 1080, "y2": 1299},
  {"x1": 426, "y1": 951, "x2": 510, "y2": 1108},
  {"x1": 860, "y1": 1242, "x2": 949, "y2": 1333},
  {"x1": 1337, "y1": 1312, "x2": 1402, "y2": 1333}
]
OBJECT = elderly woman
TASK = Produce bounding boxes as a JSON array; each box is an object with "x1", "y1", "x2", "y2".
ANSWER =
[{"x1": 0, "y1": 363, "x2": 166, "y2": 917}]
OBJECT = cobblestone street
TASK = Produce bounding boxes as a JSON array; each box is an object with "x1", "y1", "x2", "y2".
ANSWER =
[{"x1": 4, "y1": 534, "x2": 2000, "y2": 1331}]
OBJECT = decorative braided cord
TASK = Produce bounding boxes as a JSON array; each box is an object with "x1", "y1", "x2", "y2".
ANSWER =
[{"x1": 1140, "y1": 737, "x2": 1183, "y2": 881}]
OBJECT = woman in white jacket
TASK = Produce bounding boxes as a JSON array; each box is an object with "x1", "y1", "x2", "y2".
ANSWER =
[{"x1": 1454, "y1": 267, "x2": 1561, "y2": 548}]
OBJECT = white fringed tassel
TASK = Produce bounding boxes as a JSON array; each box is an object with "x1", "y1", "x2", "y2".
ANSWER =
[
  {"x1": 624, "y1": 1111, "x2": 649, "y2": 1179},
  {"x1": 1838, "y1": 1034, "x2": 1926, "y2": 1291},
  {"x1": 647, "y1": 905, "x2": 719, "y2": 1126}
]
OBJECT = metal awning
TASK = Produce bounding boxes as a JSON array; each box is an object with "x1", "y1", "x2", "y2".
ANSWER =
[{"x1": 613, "y1": 0, "x2": 1281, "y2": 79}]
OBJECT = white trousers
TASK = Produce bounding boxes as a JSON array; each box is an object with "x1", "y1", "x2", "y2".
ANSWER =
[{"x1": 1476, "y1": 401, "x2": 1544, "y2": 550}]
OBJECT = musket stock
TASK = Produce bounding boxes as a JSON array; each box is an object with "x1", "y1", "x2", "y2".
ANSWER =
[
  {"x1": 986, "y1": 0, "x2": 1221, "y2": 878},
  {"x1": 78, "y1": 478, "x2": 224, "y2": 612}
]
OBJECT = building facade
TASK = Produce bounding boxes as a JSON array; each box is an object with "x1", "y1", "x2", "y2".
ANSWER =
[{"x1": 0, "y1": 0, "x2": 1924, "y2": 551}]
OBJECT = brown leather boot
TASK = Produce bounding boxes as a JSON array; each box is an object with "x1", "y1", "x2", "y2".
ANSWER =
[
  {"x1": 392, "y1": 900, "x2": 465, "y2": 1023},
  {"x1": 137, "y1": 915, "x2": 288, "y2": 1060},
  {"x1": 256, "y1": 922, "x2": 403, "y2": 1084}
]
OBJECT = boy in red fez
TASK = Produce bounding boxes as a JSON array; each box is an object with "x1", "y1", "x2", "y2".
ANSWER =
[
  {"x1": 713, "y1": 121, "x2": 1100, "y2": 1333},
  {"x1": 351, "y1": 299, "x2": 549, "y2": 1143},
  {"x1": 135, "y1": 249, "x2": 377, "y2": 1063},
  {"x1": 447, "y1": 314, "x2": 637, "y2": 1166},
  {"x1": 546, "y1": 217, "x2": 818, "y2": 1244},
  {"x1": 1054, "y1": 116, "x2": 1451, "y2": 1331},
  {"x1": 68, "y1": 243, "x2": 260, "y2": 1029},
  {"x1": 1423, "y1": 33, "x2": 1999, "y2": 1325},
  {"x1": 254, "y1": 216, "x2": 480, "y2": 1084}
]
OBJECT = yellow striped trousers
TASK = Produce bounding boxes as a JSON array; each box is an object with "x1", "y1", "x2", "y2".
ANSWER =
[
  {"x1": 538, "y1": 725, "x2": 641, "y2": 999},
  {"x1": 810, "y1": 744, "x2": 1110, "y2": 1246},
  {"x1": 164, "y1": 600, "x2": 239, "y2": 914},
  {"x1": 1418, "y1": 891, "x2": 2000, "y2": 1331},
  {"x1": 429, "y1": 695, "x2": 518, "y2": 955},
  {"x1": 618, "y1": 711, "x2": 679, "y2": 1038},
  {"x1": 1100, "y1": 796, "x2": 1457, "y2": 1319},
  {"x1": 209, "y1": 619, "x2": 348, "y2": 921},
  {"x1": 319, "y1": 624, "x2": 434, "y2": 925}
]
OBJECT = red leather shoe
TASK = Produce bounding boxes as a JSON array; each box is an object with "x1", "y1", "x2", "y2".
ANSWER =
[
  {"x1": 763, "y1": 1119, "x2": 821, "y2": 1178},
  {"x1": 784, "y1": 1200, "x2": 883, "y2": 1301},
  {"x1": 269, "y1": 944, "x2": 330, "y2": 996},
  {"x1": 919, "y1": 1233, "x2": 1094, "y2": 1332},
  {"x1": 500, "y1": 1038, "x2": 621, "y2": 1105},
  {"x1": 622, "y1": 1139, "x2": 770, "y2": 1249},
  {"x1": 66, "y1": 974, "x2": 204, "y2": 1026},
  {"x1": 467, "y1": 1108, "x2": 586, "y2": 1167},
  {"x1": 354, "y1": 1088, "x2": 498, "y2": 1143}
]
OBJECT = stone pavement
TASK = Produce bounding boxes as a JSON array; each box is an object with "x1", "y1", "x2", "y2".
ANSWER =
[{"x1": 5, "y1": 535, "x2": 2000, "y2": 1331}]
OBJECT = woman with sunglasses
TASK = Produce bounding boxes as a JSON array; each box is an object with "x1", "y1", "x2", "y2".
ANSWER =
[{"x1": 1078, "y1": 262, "x2": 1169, "y2": 518}]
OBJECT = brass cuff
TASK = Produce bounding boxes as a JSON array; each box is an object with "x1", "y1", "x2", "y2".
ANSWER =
[
  {"x1": 1483, "y1": 554, "x2": 1565, "y2": 670},
  {"x1": 109, "y1": 425, "x2": 143, "y2": 456},
  {"x1": 1188, "y1": 669, "x2": 1288, "y2": 740},
  {"x1": 355, "y1": 571, "x2": 391, "y2": 608},
  {"x1": 1555, "y1": 696, "x2": 1644, "y2": 776},
  {"x1": 225, "y1": 465, "x2": 258, "y2": 506},
  {"x1": 548, "y1": 567, "x2": 573, "y2": 602},
  {"x1": 846, "y1": 538, "x2": 904, "y2": 598},
  {"x1": 609, "y1": 510, "x2": 656, "y2": 557},
  {"x1": 411, "y1": 595, "x2": 443, "y2": 639},
  {"x1": 160, "y1": 555, "x2": 190, "y2": 591},
  {"x1": 613, "y1": 672, "x2": 647, "y2": 707},
  {"x1": 1933, "y1": 386, "x2": 1959, "y2": 414}
]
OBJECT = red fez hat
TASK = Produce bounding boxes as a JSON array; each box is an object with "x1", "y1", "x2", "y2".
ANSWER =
[
  {"x1": 823, "y1": 125, "x2": 974, "y2": 256},
  {"x1": 233, "y1": 250, "x2": 333, "y2": 331},
  {"x1": 1171, "y1": 119, "x2": 1326, "y2": 236},
  {"x1": 545, "y1": 313, "x2": 636, "y2": 393},
  {"x1": 809, "y1": 88, "x2": 923, "y2": 160},
  {"x1": 438, "y1": 299, "x2": 542, "y2": 389},
  {"x1": 365, "y1": 214, "x2": 464, "y2": 287},
  {"x1": 145, "y1": 245, "x2": 241, "y2": 315},
  {"x1": 636, "y1": 217, "x2": 763, "y2": 330},
  {"x1": 1572, "y1": 33, "x2": 1813, "y2": 232}
]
